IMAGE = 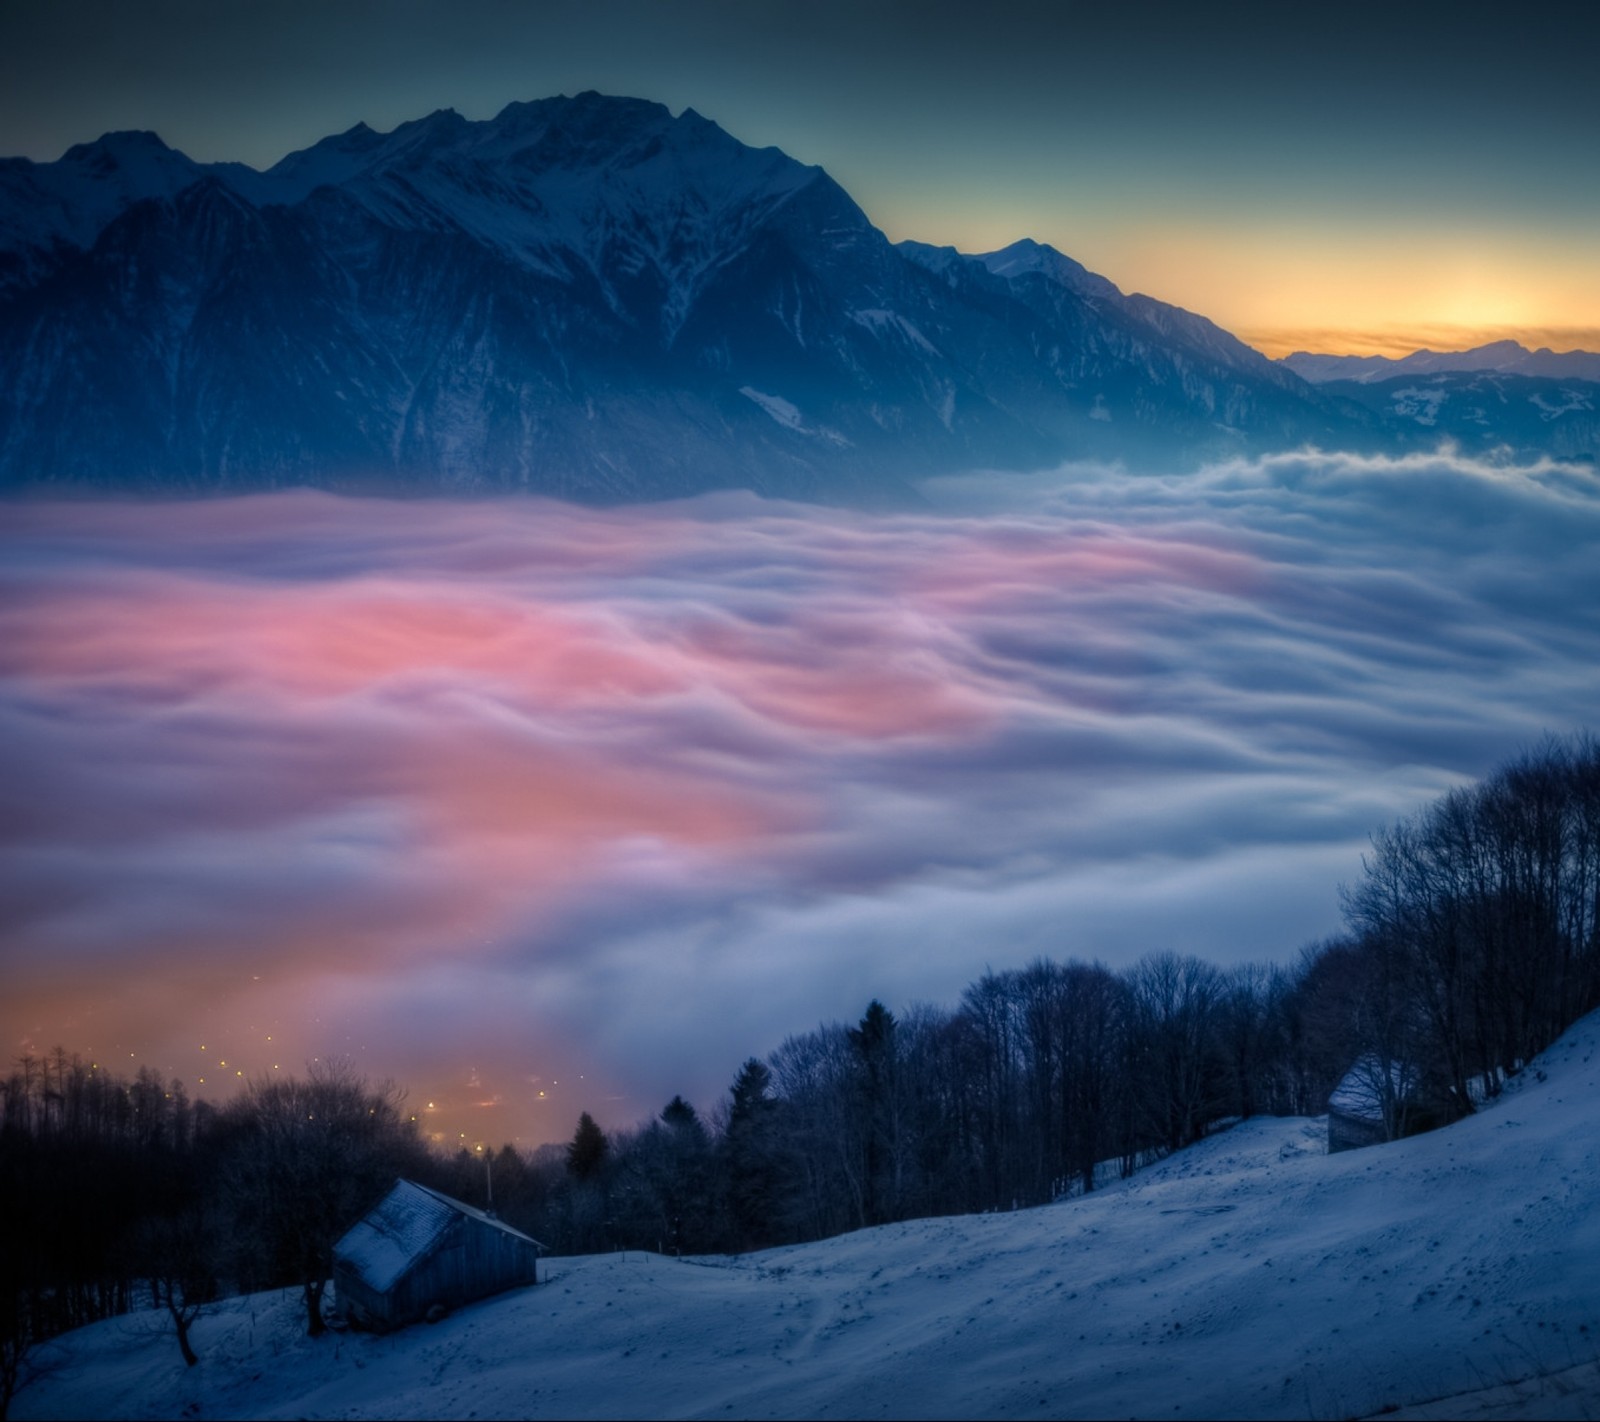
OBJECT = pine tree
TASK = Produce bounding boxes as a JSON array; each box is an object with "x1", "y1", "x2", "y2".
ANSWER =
[
  {"x1": 565, "y1": 1112, "x2": 609, "y2": 1181},
  {"x1": 723, "y1": 1059, "x2": 786, "y2": 1249},
  {"x1": 661, "y1": 1095, "x2": 701, "y2": 1132},
  {"x1": 848, "y1": 1001, "x2": 899, "y2": 1223}
]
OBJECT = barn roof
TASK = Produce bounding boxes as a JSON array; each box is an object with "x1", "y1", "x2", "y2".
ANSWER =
[
  {"x1": 334, "y1": 1179, "x2": 545, "y2": 1294},
  {"x1": 1328, "y1": 1054, "x2": 1418, "y2": 1122}
]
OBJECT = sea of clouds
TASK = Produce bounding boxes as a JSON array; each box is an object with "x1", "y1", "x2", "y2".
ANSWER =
[{"x1": 3, "y1": 448, "x2": 1596, "y2": 1142}]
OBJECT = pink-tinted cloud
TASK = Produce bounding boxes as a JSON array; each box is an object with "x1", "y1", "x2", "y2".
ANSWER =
[{"x1": 2, "y1": 455, "x2": 1596, "y2": 1141}]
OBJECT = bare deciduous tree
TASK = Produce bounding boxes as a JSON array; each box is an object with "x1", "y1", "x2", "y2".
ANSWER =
[{"x1": 223, "y1": 1060, "x2": 424, "y2": 1336}]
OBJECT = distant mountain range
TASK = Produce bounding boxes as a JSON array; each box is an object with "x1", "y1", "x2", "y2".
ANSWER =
[
  {"x1": 1279, "y1": 342, "x2": 1600, "y2": 462},
  {"x1": 2, "y1": 94, "x2": 1595, "y2": 501},
  {"x1": 1281, "y1": 340, "x2": 1600, "y2": 386}
]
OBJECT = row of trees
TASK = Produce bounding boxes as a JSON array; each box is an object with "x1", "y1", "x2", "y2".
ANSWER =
[
  {"x1": 479, "y1": 954, "x2": 1317, "y2": 1258},
  {"x1": 470, "y1": 736, "x2": 1600, "y2": 1253},
  {"x1": 1338, "y1": 735, "x2": 1600, "y2": 1136},
  {"x1": 6, "y1": 735, "x2": 1597, "y2": 1414}
]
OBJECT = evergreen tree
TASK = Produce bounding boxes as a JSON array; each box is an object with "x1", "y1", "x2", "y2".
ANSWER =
[
  {"x1": 848, "y1": 1000, "x2": 901, "y2": 1223},
  {"x1": 722, "y1": 1059, "x2": 786, "y2": 1250},
  {"x1": 566, "y1": 1112, "x2": 609, "y2": 1181},
  {"x1": 661, "y1": 1095, "x2": 701, "y2": 1132}
]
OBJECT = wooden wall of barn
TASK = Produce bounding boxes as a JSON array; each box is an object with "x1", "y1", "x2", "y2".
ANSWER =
[
  {"x1": 391, "y1": 1216, "x2": 539, "y2": 1325},
  {"x1": 1328, "y1": 1108, "x2": 1388, "y2": 1154}
]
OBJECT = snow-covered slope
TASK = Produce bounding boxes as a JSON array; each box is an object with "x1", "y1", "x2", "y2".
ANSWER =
[{"x1": 20, "y1": 1011, "x2": 1600, "y2": 1421}]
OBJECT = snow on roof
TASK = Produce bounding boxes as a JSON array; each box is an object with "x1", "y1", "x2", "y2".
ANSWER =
[
  {"x1": 334, "y1": 1180, "x2": 545, "y2": 1294},
  {"x1": 335, "y1": 1181, "x2": 456, "y2": 1293},
  {"x1": 408, "y1": 1181, "x2": 546, "y2": 1251},
  {"x1": 1328, "y1": 1054, "x2": 1417, "y2": 1120}
]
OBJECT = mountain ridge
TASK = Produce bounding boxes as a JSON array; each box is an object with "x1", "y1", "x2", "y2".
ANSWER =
[
  {"x1": 1282, "y1": 338, "x2": 1600, "y2": 385},
  {"x1": 2, "y1": 93, "x2": 1591, "y2": 501}
]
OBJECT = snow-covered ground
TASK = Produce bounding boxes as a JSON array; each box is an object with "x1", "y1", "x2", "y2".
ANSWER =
[{"x1": 20, "y1": 1013, "x2": 1600, "y2": 1421}]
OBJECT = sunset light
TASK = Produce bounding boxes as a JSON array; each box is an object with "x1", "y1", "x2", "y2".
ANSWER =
[{"x1": 4, "y1": 3, "x2": 1597, "y2": 1415}]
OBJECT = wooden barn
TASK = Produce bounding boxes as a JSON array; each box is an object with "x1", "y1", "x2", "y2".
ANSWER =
[
  {"x1": 332, "y1": 1179, "x2": 545, "y2": 1332},
  {"x1": 1327, "y1": 1054, "x2": 1427, "y2": 1153}
]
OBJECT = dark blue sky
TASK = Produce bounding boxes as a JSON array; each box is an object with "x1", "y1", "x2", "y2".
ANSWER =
[{"x1": 4, "y1": 1, "x2": 1596, "y2": 353}]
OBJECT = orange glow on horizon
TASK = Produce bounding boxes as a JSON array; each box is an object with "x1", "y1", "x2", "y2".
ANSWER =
[
  {"x1": 884, "y1": 203, "x2": 1600, "y2": 363},
  {"x1": 1239, "y1": 323, "x2": 1600, "y2": 361}
]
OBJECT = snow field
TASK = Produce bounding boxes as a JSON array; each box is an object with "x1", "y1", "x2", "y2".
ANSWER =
[{"x1": 19, "y1": 1012, "x2": 1600, "y2": 1420}]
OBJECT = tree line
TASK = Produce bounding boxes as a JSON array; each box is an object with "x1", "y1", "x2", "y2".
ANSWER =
[
  {"x1": 4, "y1": 734, "x2": 1598, "y2": 1412},
  {"x1": 437, "y1": 735, "x2": 1600, "y2": 1251},
  {"x1": 511, "y1": 738, "x2": 1599, "y2": 1256}
]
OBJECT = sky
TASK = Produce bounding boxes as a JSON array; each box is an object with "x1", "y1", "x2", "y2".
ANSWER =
[
  {"x1": 4, "y1": 452, "x2": 1598, "y2": 1145},
  {"x1": 1, "y1": 0, "x2": 1597, "y2": 357}
]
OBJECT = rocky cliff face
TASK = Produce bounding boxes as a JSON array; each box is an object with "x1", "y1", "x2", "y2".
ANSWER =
[{"x1": 0, "y1": 93, "x2": 1400, "y2": 500}]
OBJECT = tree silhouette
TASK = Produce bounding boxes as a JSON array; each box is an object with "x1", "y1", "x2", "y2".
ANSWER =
[{"x1": 566, "y1": 1112, "x2": 609, "y2": 1181}]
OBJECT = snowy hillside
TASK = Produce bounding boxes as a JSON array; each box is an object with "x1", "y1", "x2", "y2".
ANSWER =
[{"x1": 20, "y1": 1010, "x2": 1600, "y2": 1421}]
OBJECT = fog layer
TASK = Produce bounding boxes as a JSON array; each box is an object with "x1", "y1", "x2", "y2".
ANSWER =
[{"x1": 3, "y1": 449, "x2": 1595, "y2": 1142}]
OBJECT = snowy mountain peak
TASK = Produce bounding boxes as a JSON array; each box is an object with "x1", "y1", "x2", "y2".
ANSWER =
[
  {"x1": 6, "y1": 93, "x2": 1586, "y2": 498},
  {"x1": 0, "y1": 127, "x2": 213, "y2": 283},
  {"x1": 61, "y1": 128, "x2": 178, "y2": 165},
  {"x1": 977, "y1": 237, "x2": 1124, "y2": 302}
]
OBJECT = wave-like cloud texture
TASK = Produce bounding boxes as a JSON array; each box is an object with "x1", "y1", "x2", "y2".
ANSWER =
[{"x1": 3, "y1": 450, "x2": 1596, "y2": 1142}]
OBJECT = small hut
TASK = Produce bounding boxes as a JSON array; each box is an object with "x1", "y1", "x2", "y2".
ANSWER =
[
  {"x1": 333, "y1": 1179, "x2": 545, "y2": 1331},
  {"x1": 1327, "y1": 1054, "x2": 1427, "y2": 1153}
]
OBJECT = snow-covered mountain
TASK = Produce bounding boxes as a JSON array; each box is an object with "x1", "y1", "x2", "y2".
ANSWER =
[
  {"x1": 1312, "y1": 368, "x2": 1600, "y2": 463},
  {"x1": 1272, "y1": 342, "x2": 1600, "y2": 462},
  {"x1": 0, "y1": 94, "x2": 1387, "y2": 501},
  {"x1": 1282, "y1": 339, "x2": 1600, "y2": 386},
  {"x1": 19, "y1": 1008, "x2": 1600, "y2": 1420}
]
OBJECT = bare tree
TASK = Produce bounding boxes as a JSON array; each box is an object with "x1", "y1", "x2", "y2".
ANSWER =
[
  {"x1": 1125, "y1": 952, "x2": 1224, "y2": 1154},
  {"x1": 223, "y1": 1060, "x2": 424, "y2": 1336},
  {"x1": 136, "y1": 1204, "x2": 219, "y2": 1367}
]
